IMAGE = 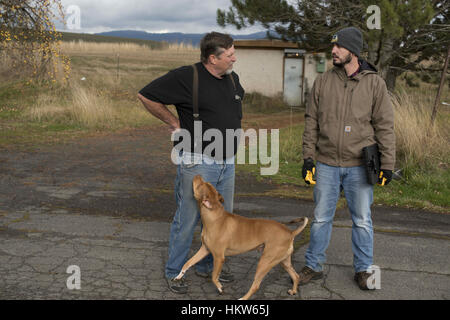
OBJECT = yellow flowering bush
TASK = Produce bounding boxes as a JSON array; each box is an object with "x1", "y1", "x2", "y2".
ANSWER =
[{"x1": 0, "y1": 0, "x2": 71, "y2": 84}]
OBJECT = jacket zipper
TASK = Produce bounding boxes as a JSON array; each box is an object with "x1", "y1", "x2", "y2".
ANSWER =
[
  {"x1": 337, "y1": 78, "x2": 349, "y2": 166},
  {"x1": 332, "y1": 69, "x2": 374, "y2": 167}
]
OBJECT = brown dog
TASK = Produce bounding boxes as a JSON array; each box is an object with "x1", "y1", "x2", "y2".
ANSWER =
[{"x1": 174, "y1": 175, "x2": 308, "y2": 300}]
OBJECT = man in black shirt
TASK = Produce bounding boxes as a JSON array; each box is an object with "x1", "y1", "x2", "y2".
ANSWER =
[{"x1": 138, "y1": 32, "x2": 244, "y2": 294}]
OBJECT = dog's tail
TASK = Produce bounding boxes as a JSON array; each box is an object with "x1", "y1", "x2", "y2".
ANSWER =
[{"x1": 289, "y1": 217, "x2": 309, "y2": 237}]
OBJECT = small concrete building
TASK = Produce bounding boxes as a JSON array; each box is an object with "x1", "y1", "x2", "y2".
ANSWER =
[{"x1": 233, "y1": 39, "x2": 328, "y2": 106}]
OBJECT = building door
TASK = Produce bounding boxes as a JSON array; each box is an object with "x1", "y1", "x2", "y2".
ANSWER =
[{"x1": 283, "y1": 56, "x2": 303, "y2": 106}]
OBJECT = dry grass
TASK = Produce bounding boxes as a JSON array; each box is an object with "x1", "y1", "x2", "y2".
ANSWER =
[
  {"x1": 166, "y1": 42, "x2": 197, "y2": 51},
  {"x1": 22, "y1": 40, "x2": 199, "y2": 129},
  {"x1": 392, "y1": 89, "x2": 449, "y2": 170},
  {"x1": 68, "y1": 82, "x2": 115, "y2": 127},
  {"x1": 61, "y1": 40, "x2": 199, "y2": 91},
  {"x1": 26, "y1": 80, "x2": 157, "y2": 128},
  {"x1": 26, "y1": 82, "x2": 112, "y2": 127},
  {"x1": 60, "y1": 40, "x2": 154, "y2": 57},
  {"x1": 60, "y1": 40, "x2": 198, "y2": 60}
]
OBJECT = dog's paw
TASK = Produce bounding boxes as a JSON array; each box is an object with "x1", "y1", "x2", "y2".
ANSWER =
[
  {"x1": 216, "y1": 283, "x2": 223, "y2": 295},
  {"x1": 174, "y1": 271, "x2": 185, "y2": 280},
  {"x1": 287, "y1": 289, "x2": 297, "y2": 296}
]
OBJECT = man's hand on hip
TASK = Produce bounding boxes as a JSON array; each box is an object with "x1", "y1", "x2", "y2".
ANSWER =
[{"x1": 169, "y1": 120, "x2": 181, "y2": 134}]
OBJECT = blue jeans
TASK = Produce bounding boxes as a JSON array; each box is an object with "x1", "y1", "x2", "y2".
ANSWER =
[
  {"x1": 305, "y1": 162, "x2": 374, "y2": 273},
  {"x1": 165, "y1": 152, "x2": 235, "y2": 279}
]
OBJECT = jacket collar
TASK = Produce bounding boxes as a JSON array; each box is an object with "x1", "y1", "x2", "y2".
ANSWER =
[{"x1": 332, "y1": 59, "x2": 377, "y2": 81}]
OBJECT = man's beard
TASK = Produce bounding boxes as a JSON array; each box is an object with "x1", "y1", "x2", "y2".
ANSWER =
[
  {"x1": 224, "y1": 67, "x2": 233, "y2": 75},
  {"x1": 332, "y1": 52, "x2": 352, "y2": 67}
]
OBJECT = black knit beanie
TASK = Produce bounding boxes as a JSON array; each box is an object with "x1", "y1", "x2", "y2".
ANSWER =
[{"x1": 331, "y1": 27, "x2": 363, "y2": 57}]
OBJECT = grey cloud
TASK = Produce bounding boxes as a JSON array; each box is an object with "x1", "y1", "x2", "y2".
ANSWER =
[{"x1": 58, "y1": 0, "x2": 257, "y2": 34}]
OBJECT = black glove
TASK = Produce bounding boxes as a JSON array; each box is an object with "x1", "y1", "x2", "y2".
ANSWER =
[
  {"x1": 378, "y1": 170, "x2": 392, "y2": 186},
  {"x1": 302, "y1": 158, "x2": 316, "y2": 185}
]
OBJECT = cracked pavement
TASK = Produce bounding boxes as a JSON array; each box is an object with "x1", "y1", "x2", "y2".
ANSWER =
[{"x1": 0, "y1": 128, "x2": 449, "y2": 300}]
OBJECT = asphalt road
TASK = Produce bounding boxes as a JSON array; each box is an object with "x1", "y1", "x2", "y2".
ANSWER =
[{"x1": 0, "y1": 128, "x2": 448, "y2": 300}]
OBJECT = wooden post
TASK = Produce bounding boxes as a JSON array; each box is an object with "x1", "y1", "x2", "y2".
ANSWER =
[
  {"x1": 431, "y1": 45, "x2": 450, "y2": 125},
  {"x1": 116, "y1": 53, "x2": 120, "y2": 82}
]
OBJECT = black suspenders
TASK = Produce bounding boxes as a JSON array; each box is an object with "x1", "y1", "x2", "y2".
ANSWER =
[
  {"x1": 192, "y1": 64, "x2": 200, "y2": 121},
  {"x1": 191, "y1": 64, "x2": 236, "y2": 121}
]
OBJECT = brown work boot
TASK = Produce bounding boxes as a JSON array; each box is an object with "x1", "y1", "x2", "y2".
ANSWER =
[
  {"x1": 298, "y1": 266, "x2": 323, "y2": 285},
  {"x1": 354, "y1": 271, "x2": 373, "y2": 290}
]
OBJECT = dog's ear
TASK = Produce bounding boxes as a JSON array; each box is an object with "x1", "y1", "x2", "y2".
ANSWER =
[{"x1": 218, "y1": 193, "x2": 224, "y2": 203}]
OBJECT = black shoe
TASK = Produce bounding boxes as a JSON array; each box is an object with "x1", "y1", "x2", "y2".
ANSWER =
[
  {"x1": 166, "y1": 277, "x2": 188, "y2": 294},
  {"x1": 195, "y1": 265, "x2": 234, "y2": 283},
  {"x1": 298, "y1": 266, "x2": 324, "y2": 285},
  {"x1": 354, "y1": 272, "x2": 374, "y2": 290}
]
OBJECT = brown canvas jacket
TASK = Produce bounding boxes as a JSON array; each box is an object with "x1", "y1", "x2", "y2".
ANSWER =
[{"x1": 302, "y1": 60, "x2": 395, "y2": 170}]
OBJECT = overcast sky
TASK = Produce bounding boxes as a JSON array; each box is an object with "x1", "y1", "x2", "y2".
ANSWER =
[{"x1": 56, "y1": 0, "x2": 266, "y2": 34}]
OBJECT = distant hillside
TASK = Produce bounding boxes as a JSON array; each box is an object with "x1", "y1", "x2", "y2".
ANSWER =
[
  {"x1": 95, "y1": 30, "x2": 272, "y2": 46},
  {"x1": 60, "y1": 31, "x2": 165, "y2": 49}
]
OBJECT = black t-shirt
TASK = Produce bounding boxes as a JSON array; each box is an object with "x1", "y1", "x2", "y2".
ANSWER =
[{"x1": 139, "y1": 62, "x2": 245, "y2": 159}]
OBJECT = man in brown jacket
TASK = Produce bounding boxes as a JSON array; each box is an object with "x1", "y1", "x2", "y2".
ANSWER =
[{"x1": 299, "y1": 27, "x2": 395, "y2": 290}]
